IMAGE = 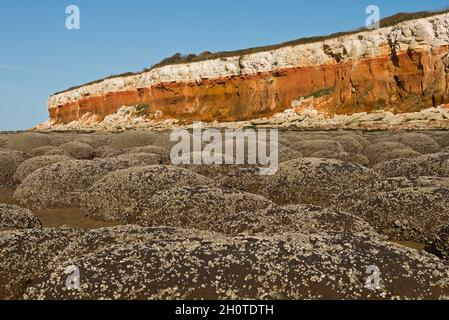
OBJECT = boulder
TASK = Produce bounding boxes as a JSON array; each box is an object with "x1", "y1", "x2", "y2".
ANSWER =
[
  {"x1": 349, "y1": 187, "x2": 449, "y2": 244},
  {"x1": 363, "y1": 142, "x2": 419, "y2": 166},
  {"x1": 261, "y1": 158, "x2": 376, "y2": 206},
  {"x1": 13, "y1": 155, "x2": 72, "y2": 184},
  {"x1": 0, "y1": 149, "x2": 29, "y2": 187},
  {"x1": 0, "y1": 227, "x2": 447, "y2": 300},
  {"x1": 0, "y1": 204, "x2": 41, "y2": 231},
  {"x1": 6, "y1": 133, "x2": 52, "y2": 152},
  {"x1": 374, "y1": 153, "x2": 449, "y2": 177},
  {"x1": 60, "y1": 142, "x2": 95, "y2": 159},
  {"x1": 108, "y1": 131, "x2": 158, "y2": 149},
  {"x1": 14, "y1": 159, "x2": 140, "y2": 209},
  {"x1": 137, "y1": 185, "x2": 275, "y2": 230},
  {"x1": 81, "y1": 165, "x2": 212, "y2": 222}
]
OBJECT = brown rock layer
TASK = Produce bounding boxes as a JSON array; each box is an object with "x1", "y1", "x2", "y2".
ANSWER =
[{"x1": 49, "y1": 46, "x2": 449, "y2": 124}]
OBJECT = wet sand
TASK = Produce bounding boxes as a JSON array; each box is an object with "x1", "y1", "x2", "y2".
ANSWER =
[
  {"x1": 1, "y1": 188, "x2": 118, "y2": 229},
  {"x1": 0, "y1": 188, "x2": 14, "y2": 205},
  {"x1": 390, "y1": 241, "x2": 427, "y2": 251},
  {"x1": 34, "y1": 208, "x2": 120, "y2": 229}
]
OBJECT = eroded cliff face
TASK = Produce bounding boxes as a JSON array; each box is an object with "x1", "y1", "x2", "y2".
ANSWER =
[{"x1": 48, "y1": 13, "x2": 449, "y2": 125}]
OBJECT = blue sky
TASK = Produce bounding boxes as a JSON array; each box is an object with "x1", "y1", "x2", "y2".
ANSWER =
[{"x1": 1, "y1": 0, "x2": 448, "y2": 130}]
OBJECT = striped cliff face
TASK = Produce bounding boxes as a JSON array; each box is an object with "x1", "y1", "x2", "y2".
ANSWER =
[{"x1": 48, "y1": 13, "x2": 449, "y2": 125}]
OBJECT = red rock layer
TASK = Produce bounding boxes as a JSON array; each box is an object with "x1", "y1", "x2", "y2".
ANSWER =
[{"x1": 49, "y1": 46, "x2": 449, "y2": 124}]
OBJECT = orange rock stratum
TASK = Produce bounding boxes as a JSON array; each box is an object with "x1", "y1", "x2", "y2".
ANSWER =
[{"x1": 48, "y1": 12, "x2": 449, "y2": 125}]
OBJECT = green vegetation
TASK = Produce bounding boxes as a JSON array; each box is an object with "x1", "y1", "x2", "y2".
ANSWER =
[
  {"x1": 305, "y1": 87, "x2": 336, "y2": 99},
  {"x1": 135, "y1": 103, "x2": 150, "y2": 117},
  {"x1": 54, "y1": 8, "x2": 449, "y2": 96}
]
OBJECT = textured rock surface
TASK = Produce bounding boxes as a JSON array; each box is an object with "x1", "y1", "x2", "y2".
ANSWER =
[
  {"x1": 374, "y1": 153, "x2": 449, "y2": 177},
  {"x1": 114, "y1": 152, "x2": 162, "y2": 165},
  {"x1": 14, "y1": 159, "x2": 141, "y2": 209},
  {"x1": 81, "y1": 166, "x2": 212, "y2": 222},
  {"x1": 363, "y1": 142, "x2": 419, "y2": 166},
  {"x1": 433, "y1": 223, "x2": 449, "y2": 259},
  {"x1": 349, "y1": 187, "x2": 449, "y2": 243},
  {"x1": 1, "y1": 227, "x2": 449, "y2": 300},
  {"x1": 2, "y1": 130, "x2": 449, "y2": 300},
  {"x1": 107, "y1": 131, "x2": 158, "y2": 149},
  {"x1": 0, "y1": 204, "x2": 41, "y2": 231},
  {"x1": 291, "y1": 140, "x2": 344, "y2": 156},
  {"x1": 335, "y1": 176, "x2": 449, "y2": 212},
  {"x1": 261, "y1": 158, "x2": 376, "y2": 206},
  {"x1": 211, "y1": 205, "x2": 377, "y2": 237},
  {"x1": 137, "y1": 185, "x2": 275, "y2": 230},
  {"x1": 0, "y1": 150, "x2": 29, "y2": 187},
  {"x1": 6, "y1": 133, "x2": 52, "y2": 151},
  {"x1": 13, "y1": 155, "x2": 72, "y2": 184},
  {"x1": 60, "y1": 142, "x2": 95, "y2": 160}
]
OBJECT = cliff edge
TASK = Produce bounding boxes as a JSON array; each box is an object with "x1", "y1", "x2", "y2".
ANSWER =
[{"x1": 46, "y1": 11, "x2": 449, "y2": 129}]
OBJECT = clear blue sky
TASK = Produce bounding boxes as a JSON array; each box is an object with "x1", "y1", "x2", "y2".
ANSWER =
[{"x1": 1, "y1": 0, "x2": 448, "y2": 130}]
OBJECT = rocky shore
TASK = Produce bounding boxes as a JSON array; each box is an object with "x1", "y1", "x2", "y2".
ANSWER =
[
  {"x1": 1, "y1": 129, "x2": 449, "y2": 299},
  {"x1": 35, "y1": 103, "x2": 449, "y2": 132}
]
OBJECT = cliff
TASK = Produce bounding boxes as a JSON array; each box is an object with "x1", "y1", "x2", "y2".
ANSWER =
[{"x1": 47, "y1": 12, "x2": 449, "y2": 126}]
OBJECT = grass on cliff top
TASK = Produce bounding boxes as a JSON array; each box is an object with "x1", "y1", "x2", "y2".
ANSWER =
[{"x1": 54, "y1": 8, "x2": 449, "y2": 96}]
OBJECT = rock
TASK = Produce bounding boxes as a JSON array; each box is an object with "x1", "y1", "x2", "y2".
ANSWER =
[
  {"x1": 311, "y1": 150, "x2": 351, "y2": 162},
  {"x1": 349, "y1": 187, "x2": 449, "y2": 244},
  {"x1": 261, "y1": 158, "x2": 376, "y2": 206},
  {"x1": 363, "y1": 142, "x2": 420, "y2": 166},
  {"x1": 397, "y1": 133, "x2": 441, "y2": 154},
  {"x1": 30, "y1": 146, "x2": 62, "y2": 157},
  {"x1": 108, "y1": 131, "x2": 158, "y2": 149},
  {"x1": 49, "y1": 137, "x2": 71, "y2": 146},
  {"x1": 291, "y1": 99, "x2": 303, "y2": 108},
  {"x1": 60, "y1": 142, "x2": 95, "y2": 159},
  {"x1": 334, "y1": 176, "x2": 449, "y2": 211},
  {"x1": 0, "y1": 150, "x2": 29, "y2": 187},
  {"x1": 251, "y1": 119, "x2": 270, "y2": 125},
  {"x1": 0, "y1": 204, "x2": 41, "y2": 231},
  {"x1": 369, "y1": 133, "x2": 401, "y2": 144},
  {"x1": 6, "y1": 133, "x2": 52, "y2": 152},
  {"x1": 333, "y1": 135, "x2": 364, "y2": 153},
  {"x1": 81, "y1": 166, "x2": 212, "y2": 222},
  {"x1": 212, "y1": 205, "x2": 376, "y2": 237},
  {"x1": 383, "y1": 112, "x2": 403, "y2": 125},
  {"x1": 41, "y1": 147, "x2": 69, "y2": 156},
  {"x1": 290, "y1": 140, "x2": 344, "y2": 156},
  {"x1": 374, "y1": 153, "x2": 449, "y2": 177},
  {"x1": 125, "y1": 145, "x2": 169, "y2": 158},
  {"x1": 404, "y1": 113, "x2": 425, "y2": 121},
  {"x1": 432, "y1": 223, "x2": 449, "y2": 260},
  {"x1": 421, "y1": 107, "x2": 446, "y2": 121},
  {"x1": 284, "y1": 133, "x2": 331, "y2": 142},
  {"x1": 0, "y1": 136, "x2": 8, "y2": 148},
  {"x1": 435, "y1": 132, "x2": 449, "y2": 148},
  {"x1": 114, "y1": 153, "x2": 162, "y2": 165},
  {"x1": 1, "y1": 227, "x2": 448, "y2": 300},
  {"x1": 14, "y1": 159, "x2": 140, "y2": 209},
  {"x1": 0, "y1": 227, "x2": 94, "y2": 299},
  {"x1": 277, "y1": 146, "x2": 303, "y2": 163},
  {"x1": 137, "y1": 185, "x2": 275, "y2": 230},
  {"x1": 348, "y1": 153, "x2": 370, "y2": 166},
  {"x1": 13, "y1": 155, "x2": 72, "y2": 184},
  {"x1": 94, "y1": 146, "x2": 125, "y2": 158},
  {"x1": 43, "y1": 12, "x2": 449, "y2": 131},
  {"x1": 186, "y1": 165, "x2": 268, "y2": 195},
  {"x1": 72, "y1": 134, "x2": 111, "y2": 148},
  {"x1": 150, "y1": 133, "x2": 175, "y2": 150}
]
